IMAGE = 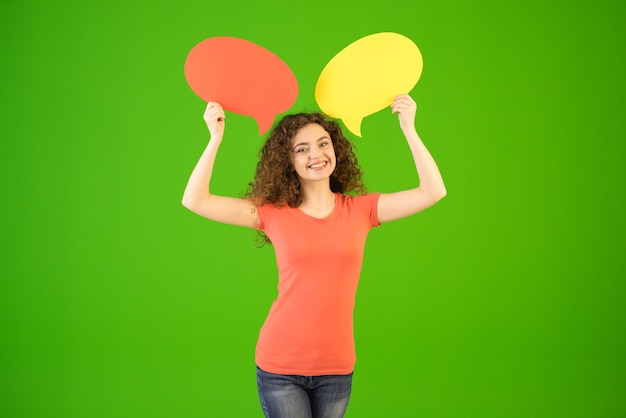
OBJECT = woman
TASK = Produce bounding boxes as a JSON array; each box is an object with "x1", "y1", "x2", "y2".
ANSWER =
[{"x1": 182, "y1": 94, "x2": 446, "y2": 418}]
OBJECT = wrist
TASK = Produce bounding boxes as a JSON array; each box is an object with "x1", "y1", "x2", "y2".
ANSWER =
[
  {"x1": 209, "y1": 131, "x2": 224, "y2": 141},
  {"x1": 207, "y1": 135, "x2": 224, "y2": 148},
  {"x1": 400, "y1": 123, "x2": 417, "y2": 135}
]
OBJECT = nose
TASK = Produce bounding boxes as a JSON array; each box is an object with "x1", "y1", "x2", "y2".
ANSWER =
[{"x1": 309, "y1": 145, "x2": 321, "y2": 158}]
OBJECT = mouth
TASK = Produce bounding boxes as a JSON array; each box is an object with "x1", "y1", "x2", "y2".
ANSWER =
[{"x1": 308, "y1": 161, "x2": 329, "y2": 169}]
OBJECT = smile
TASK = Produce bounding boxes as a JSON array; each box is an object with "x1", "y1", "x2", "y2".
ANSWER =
[{"x1": 308, "y1": 161, "x2": 328, "y2": 169}]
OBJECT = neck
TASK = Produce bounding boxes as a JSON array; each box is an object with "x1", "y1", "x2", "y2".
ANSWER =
[{"x1": 299, "y1": 179, "x2": 335, "y2": 206}]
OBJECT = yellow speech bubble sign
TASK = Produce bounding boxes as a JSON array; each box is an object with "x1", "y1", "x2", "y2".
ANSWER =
[{"x1": 315, "y1": 32, "x2": 423, "y2": 137}]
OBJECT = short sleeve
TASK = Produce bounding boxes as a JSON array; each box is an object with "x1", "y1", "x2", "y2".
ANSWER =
[
  {"x1": 368, "y1": 193, "x2": 381, "y2": 227},
  {"x1": 256, "y1": 204, "x2": 270, "y2": 231},
  {"x1": 352, "y1": 193, "x2": 381, "y2": 228}
]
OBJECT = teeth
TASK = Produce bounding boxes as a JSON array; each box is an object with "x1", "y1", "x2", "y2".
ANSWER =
[{"x1": 309, "y1": 162, "x2": 326, "y2": 168}]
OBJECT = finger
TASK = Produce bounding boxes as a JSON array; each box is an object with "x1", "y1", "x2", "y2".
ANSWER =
[
  {"x1": 394, "y1": 96, "x2": 415, "y2": 106},
  {"x1": 205, "y1": 103, "x2": 224, "y2": 115},
  {"x1": 393, "y1": 93, "x2": 414, "y2": 102},
  {"x1": 390, "y1": 98, "x2": 414, "y2": 110},
  {"x1": 204, "y1": 110, "x2": 226, "y2": 124},
  {"x1": 391, "y1": 102, "x2": 412, "y2": 112},
  {"x1": 205, "y1": 105, "x2": 225, "y2": 116}
]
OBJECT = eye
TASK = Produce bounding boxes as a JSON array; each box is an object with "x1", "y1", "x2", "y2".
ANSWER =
[
  {"x1": 320, "y1": 141, "x2": 329, "y2": 147},
  {"x1": 295, "y1": 147, "x2": 308, "y2": 153}
]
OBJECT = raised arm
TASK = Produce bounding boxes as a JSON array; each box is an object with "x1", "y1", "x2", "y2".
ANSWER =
[
  {"x1": 377, "y1": 94, "x2": 447, "y2": 223},
  {"x1": 182, "y1": 102, "x2": 259, "y2": 228}
]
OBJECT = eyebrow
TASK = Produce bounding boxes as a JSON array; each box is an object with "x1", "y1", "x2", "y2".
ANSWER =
[{"x1": 292, "y1": 136, "x2": 330, "y2": 150}]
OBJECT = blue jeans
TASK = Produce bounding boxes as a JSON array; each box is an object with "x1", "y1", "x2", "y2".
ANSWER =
[{"x1": 256, "y1": 366, "x2": 353, "y2": 418}]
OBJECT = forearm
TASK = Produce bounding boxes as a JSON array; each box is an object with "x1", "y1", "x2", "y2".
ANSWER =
[
  {"x1": 403, "y1": 125, "x2": 447, "y2": 200},
  {"x1": 181, "y1": 135, "x2": 222, "y2": 209}
]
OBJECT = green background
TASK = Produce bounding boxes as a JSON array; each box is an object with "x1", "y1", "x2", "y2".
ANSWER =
[{"x1": 2, "y1": 0, "x2": 625, "y2": 417}]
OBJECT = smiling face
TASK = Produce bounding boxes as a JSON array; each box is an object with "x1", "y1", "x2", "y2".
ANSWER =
[{"x1": 290, "y1": 123, "x2": 336, "y2": 184}]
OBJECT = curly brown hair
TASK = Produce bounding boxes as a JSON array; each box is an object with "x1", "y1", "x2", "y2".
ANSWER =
[
  {"x1": 245, "y1": 112, "x2": 367, "y2": 244},
  {"x1": 246, "y1": 112, "x2": 366, "y2": 207}
]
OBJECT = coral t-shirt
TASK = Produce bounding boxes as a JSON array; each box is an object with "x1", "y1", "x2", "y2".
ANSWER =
[{"x1": 255, "y1": 192, "x2": 380, "y2": 376}]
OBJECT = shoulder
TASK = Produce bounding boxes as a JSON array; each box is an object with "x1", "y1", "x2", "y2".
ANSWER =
[
  {"x1": 338, "y1": 193, "x2": 381, "y2": 227},
  {"x1": 256, "y1": 200, "x2": 291, "y2": 230},
  {"x1": 340, "y1": 193, "x2": 381, "y2": 206}
]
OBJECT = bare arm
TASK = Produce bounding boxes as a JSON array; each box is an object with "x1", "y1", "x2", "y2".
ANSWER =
[
  {"x1": 182, "y1": 102, "x2": 259, "y2": 228},
  {"x1": 377, "y1": 94, "x2": 447, "y2": 223}
]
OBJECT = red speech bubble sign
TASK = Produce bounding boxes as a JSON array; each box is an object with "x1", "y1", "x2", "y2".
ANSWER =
[{"x1": 184, "y1": 37, "x2": 298, "y2": 135}]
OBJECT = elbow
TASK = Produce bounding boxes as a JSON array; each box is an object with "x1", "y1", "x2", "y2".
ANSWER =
[
  {"x1": 438, "y1": 186, "x2": 448, "y2": 201},
  {"x1": 181, "y1": 194, "x2": 198, "y2": 211},
  {"x1": 430, "y1": 186, "x2": 447, "y2": 204},
  {"x1": 182, "y1": 193, "x2": 214, "y2": 213}
]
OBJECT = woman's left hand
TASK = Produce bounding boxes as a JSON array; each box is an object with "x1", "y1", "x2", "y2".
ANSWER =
[{"x1": 391, "y1": 94, "x2": 417, "y2": 132}]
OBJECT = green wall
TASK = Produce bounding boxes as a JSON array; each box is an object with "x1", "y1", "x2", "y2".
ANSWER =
[{"x1": 2, "y1": 0, "x2": 624, "y2": 417}]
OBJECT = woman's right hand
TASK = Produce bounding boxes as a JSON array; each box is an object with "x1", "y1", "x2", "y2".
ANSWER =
[{"x1": 203, "y1": 101, "x2": 226, "y2": 138}]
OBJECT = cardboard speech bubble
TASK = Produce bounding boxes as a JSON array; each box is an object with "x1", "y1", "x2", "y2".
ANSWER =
[
  {"x1": 184, "y1": 37, "x2": 298, "y2": 135},
  {"x1": 315, "y1": 33, "x2": 423, "y2": 137}
]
